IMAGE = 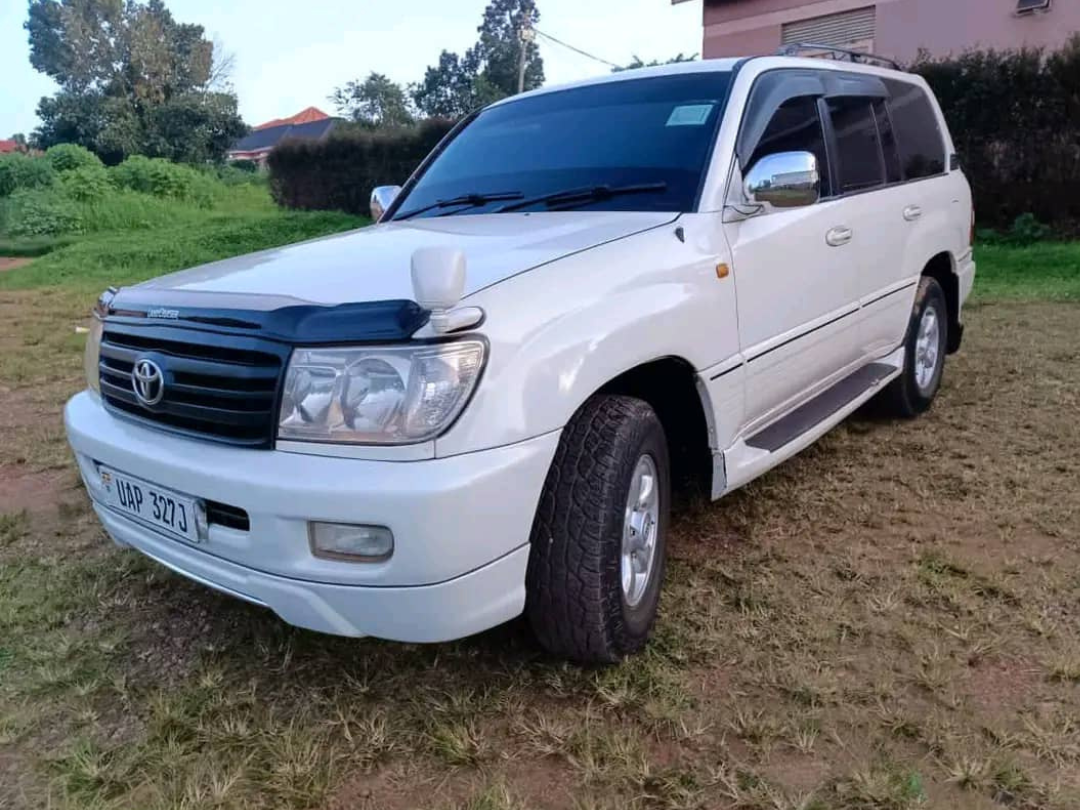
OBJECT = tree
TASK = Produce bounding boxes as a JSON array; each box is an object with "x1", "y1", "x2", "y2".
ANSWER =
[
  {"x1": 412, "y1": 49, "x2": 486, "y2": 119},
  {"x1": 331, "y1": 72, "x2": 415, "y2": 128},
  {"x1": 475, "y1": 0, "x2": 543, "y2": 95},
  {"x1": 412, "y1": 0, "x2": 545, "y2": 118},
  {"x1": 613, "y1": 53, "x2": 699, "y2": 73},
  {"x1": 25, "y1": 0, "x2": 245, "y2": 163},
  {"x1": 142, "y1": 92, "x2": 248, "y2": 164}
]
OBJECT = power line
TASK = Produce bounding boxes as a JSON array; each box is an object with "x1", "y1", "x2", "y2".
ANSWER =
[{"x1": 532, "y1": 27, "x2": 623, "y2": 70}]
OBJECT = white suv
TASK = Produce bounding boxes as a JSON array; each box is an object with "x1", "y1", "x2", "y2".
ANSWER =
[{"x1": 66, "y1": 54, "x2": 975, "y2": 663}]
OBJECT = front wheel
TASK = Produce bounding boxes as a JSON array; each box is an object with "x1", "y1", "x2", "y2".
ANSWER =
[
  {"x1": 525, "y1": 395, "x2": 670, "y2": 664},
  {"x1": 876, "y1": 276, "x2": 949, "y2": 418}
]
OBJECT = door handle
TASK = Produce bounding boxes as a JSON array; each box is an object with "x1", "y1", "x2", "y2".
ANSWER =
[
  {"x1": 903, "y1": 205, "x2": 923, "y2": 221},
  {"x1": 826, "y1": 226, "x2": 853, "y2": 247}
]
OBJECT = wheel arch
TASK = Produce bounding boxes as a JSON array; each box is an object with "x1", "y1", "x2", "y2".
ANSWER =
[
  {"x1": 921, "y1": 251, "x2": 962, "y2": 353},
  {"x1": 591, "y1": 356, "x2": 715, "y2": 501}
]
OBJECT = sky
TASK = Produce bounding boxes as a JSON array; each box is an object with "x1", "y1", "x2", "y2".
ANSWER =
[{"x1": 0, "y1": 0, "x2": 704, "y2": 137}]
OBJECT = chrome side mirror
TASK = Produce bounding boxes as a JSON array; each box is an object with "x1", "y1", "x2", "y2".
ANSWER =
[
  {"x1": 370, "y1": 185, "x2": 402, "y2": 222},
  {"x1": 744, "y1": 151, "x2": 820, "y2": 209}
]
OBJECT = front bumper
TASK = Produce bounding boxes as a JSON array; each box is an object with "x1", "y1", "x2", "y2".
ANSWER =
[{"x1": 65, "y1": 391, "x2": 559, "y2": 641}]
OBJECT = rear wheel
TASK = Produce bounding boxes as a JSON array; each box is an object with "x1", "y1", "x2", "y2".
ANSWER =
[
  {"x1": 525, "y1": 395, "x2": 670, "y2": 664},
  {"x1": 877, "y1": 276, "x2": 949, "y2": 418}
]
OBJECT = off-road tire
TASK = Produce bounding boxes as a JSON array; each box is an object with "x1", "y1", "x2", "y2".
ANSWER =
[
  {"x1": 877, "y1": 275, "x2": 949, "y2": 418},
  {"x1": 525, "y1": 395, "x2": 670, "y2": 664}
]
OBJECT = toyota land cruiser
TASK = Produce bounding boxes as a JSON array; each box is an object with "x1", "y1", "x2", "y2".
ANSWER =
[{"x1": 66, "y1": 51, "x2": 975, "y2": 663}]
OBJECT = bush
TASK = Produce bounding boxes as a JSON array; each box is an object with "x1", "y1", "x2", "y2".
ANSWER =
[
  {"x1": 2, "y1": 189, "x2": 82, "y2": 237},
  {"x1": 204, "y1": 163, "x2": 266, "y2": 187},
  {"x1": 45, "y1": 143, "x2": 104, "y2": 173},
  {"x1": 110, "y1": 155, "x2": 218, "y2": 206},
  {"x1": 268, "y1": 119, "x2": 456, "y2": 214},
  {"x1": 978, "y1": 213, "x2": 1053, "y2": 246},
  {"x1": 230, "y1": 159, "x2": 258, "y2": 173},
  {"x1": 0, "y1": 154, "x2": 57, "y2": 197},
  {"x1": 912, "y1": 35, "x2": 1080, "y2": 233},
  {"x1": 60, "y1": 164, "x2": 115, "y2": 202}
]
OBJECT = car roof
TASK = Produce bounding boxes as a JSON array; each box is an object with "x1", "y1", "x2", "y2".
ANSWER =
[
  {"x1": 488, "y1": 55, "x2": 919, "y2": 109},
  {"x1": 487, "y1": 58, "x2": 743, "y2": 108}
]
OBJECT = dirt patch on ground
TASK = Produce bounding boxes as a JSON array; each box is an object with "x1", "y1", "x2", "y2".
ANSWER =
[
  {"x1": 0, "y1": 467, "x2": 74, "y2": 514},
  {"x1": 0, "y1": 257, "x2": 32, "y2": 273},
  {"x1": 0, "y1": 298, "x2": 1078, "y2": 810}
]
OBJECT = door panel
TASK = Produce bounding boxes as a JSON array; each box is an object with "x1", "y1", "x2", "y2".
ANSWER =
[
  {"x1": 724, "y1": 197, "x2": 862, "y2": 425},
  {"x1": 826, "y1": 96, "x2": 908, "y2": 359},
  {"x1": 857, "y1": 182, "x2": 918, "y2": 356},
  {"x1": 860, "y1": 80, "x2": 955, "y2": 357},
  {"x1": 725, "y1": 87, "x2": 864, "y2": 429}
]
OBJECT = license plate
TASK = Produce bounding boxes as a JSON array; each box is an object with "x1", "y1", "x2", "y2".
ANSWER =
[{"x1": 99, "y1": 467, "x2": 202, "y2": 544}]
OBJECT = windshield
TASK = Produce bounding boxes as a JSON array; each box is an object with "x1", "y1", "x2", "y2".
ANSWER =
[{"x1": 392, "y1": 72, "x2": 733, "y2": 220}]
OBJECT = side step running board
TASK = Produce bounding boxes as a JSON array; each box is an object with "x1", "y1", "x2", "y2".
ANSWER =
[{"x1": 746, "y1": 363, "x2": 895, "y2": 452}]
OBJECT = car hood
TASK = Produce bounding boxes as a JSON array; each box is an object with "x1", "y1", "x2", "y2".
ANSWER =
[{"x1": 129, "y1": 211, "x2": 679, "y2": 309}]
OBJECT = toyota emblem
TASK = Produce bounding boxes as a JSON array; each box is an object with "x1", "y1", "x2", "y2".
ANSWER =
[{"x1": 132, "y1": 358, "x2": 165, "y2": 406}]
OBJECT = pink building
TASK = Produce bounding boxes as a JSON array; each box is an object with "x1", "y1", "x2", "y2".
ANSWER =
[{"x1": 678, "y1": 0, "x2": 1080, "y2": 64}]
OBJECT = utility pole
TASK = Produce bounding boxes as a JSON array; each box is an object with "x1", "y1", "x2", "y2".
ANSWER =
[{"x1": 517, "y1": 19, "x2": 535, "y2": 94}]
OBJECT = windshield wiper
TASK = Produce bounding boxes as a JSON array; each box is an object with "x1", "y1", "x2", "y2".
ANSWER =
[
  {"x1": 393, "y1": 191, "x2": 524, "y2": 221},
  {"x1": 497, "y1": 182, "x2": 668, "y2": 213}
]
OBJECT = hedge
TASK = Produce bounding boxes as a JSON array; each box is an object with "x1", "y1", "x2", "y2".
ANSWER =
[
  {"x1": 912, "y1": 36, "x2": 1080, "y2": 232},
  {"x1": 268, "y1": 119, "x2": 456, "y2": 215}
]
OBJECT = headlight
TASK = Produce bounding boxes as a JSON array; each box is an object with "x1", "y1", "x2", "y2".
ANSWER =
[
  {"x1": 277, "y1": 340, "x2": 485, "y2": 445},
  {"x1": 84, "y1": 289, "x2": 114, "y2": 395},
  {"x1": 84, "y1": 313, "x2": 104, "y2": 394}
]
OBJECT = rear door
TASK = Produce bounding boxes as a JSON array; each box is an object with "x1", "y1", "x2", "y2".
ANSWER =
[
  {"x1": 821, "y1": 94, "x2": 907, "y2": 357},
  {"x1": 858, "y1": 78, "x2": 952, "y2": 356}
]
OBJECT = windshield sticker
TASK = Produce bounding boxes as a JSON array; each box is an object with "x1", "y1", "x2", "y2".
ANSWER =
[{"x1": 666, "y1": 104, "x2": 714, "y2": 127}]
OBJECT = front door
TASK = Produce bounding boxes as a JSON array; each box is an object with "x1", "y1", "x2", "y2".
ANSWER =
[{"x1": 723, "y1": 93, "x2": 862, "y2": 430}]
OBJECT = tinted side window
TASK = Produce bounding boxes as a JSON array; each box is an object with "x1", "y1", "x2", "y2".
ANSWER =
[
  {"x1": 827, "y1": 97, "x2": 884, "y2": 194},
  {"x1": 874, "y1": 100, "x2": 903, "y2": 184},
  {"x1": 884, "y1": 79, "x2": 946, "y2": 180},
  {"x1": 747, "y1": 96, "x2": 832, "y2": 198}
]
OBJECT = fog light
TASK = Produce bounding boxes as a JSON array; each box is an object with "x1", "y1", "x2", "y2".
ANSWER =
[{"x1": 309, "y1": 522, "x2": 394, "y2": 562}]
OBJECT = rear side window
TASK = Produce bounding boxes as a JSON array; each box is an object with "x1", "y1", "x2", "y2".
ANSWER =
[
  {"x1": 747, "y1": 95, "x2": 832, "y2": 198},
  {"x1": 884, "y1": 79, "x2": 946, "y2": 180},
  {"x1": 827, "y1": 97, "x2": 884, "y2": 194}
]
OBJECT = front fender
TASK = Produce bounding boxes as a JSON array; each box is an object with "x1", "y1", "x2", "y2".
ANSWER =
[{"x1": 434, "y1": 218, "x2": 739, "y2": 457}]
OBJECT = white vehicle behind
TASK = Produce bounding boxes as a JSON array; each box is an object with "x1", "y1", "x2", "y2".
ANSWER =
[{"x1": 66, "y1": 49, "x2": 974, "y2": 663}]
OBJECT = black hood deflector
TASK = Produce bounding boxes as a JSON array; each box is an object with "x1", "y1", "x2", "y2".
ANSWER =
[{"x1": 102, "y1": 295, "x2": 430, "y2": 345}]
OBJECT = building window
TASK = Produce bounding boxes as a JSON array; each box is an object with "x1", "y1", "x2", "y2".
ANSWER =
[
  {"x1": 781, "y1": 6, "x2": 876, "y2": 53},
  {"x1": 1016, "y1": 0, "x2": 1051, "y2": 14}
]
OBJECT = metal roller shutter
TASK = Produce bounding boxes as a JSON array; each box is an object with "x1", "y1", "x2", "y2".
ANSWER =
[{"x1": 781, "y1": 7, "x2": 876, "y2": 47}]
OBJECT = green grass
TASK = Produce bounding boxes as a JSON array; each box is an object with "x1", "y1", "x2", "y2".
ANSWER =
[
  {"x1": 0, "y1": 210, "x2": 362, "y2": 292},
  {"x1": 973, "y1": 241, "x2": 1080, "y2": 301},
  {"x1": 0, "y1": 183, "x2": 364, "y2": 292},
  {"x1": 0, "y1": 235, "x2": 77, "y2": 257}
]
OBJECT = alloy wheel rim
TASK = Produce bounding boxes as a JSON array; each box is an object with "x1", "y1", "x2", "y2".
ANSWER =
[
  {"x1": 621, "y1": 454, "x2": 660, "y2": 608},
  {"x1": 914, "y1": 306, "x2": 941, "y2": 394}
]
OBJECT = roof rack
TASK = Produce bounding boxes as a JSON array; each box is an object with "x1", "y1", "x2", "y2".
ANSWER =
[{"x1": 776, "y1": 43, "x2": 902, "y2": 71}]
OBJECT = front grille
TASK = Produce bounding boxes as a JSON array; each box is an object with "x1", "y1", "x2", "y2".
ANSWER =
[{"x1": 99, "y1": 324, "x2": 286, "y2": 447}]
